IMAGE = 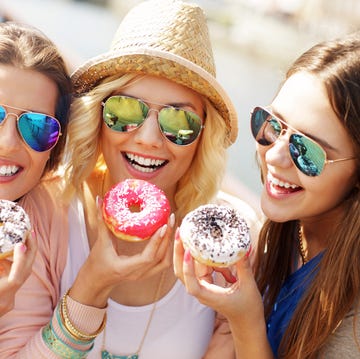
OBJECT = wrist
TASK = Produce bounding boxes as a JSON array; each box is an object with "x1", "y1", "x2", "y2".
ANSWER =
[{"x1": 70, "y1": 265, "x2": 111, "y2": 308}]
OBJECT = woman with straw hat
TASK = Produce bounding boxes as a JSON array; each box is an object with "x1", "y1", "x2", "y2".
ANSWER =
[{"x1": 0, "y1": 0, "x2": 259, "y2": 358}]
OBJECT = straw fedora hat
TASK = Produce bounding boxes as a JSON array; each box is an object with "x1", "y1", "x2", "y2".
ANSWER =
[{"x1": 72, "y1": 0, "x2": 238, "y2": 144}]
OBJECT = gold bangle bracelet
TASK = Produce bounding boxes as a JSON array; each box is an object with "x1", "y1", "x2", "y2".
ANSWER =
[{"x1": 60, "y1": 289, "x2": 107, "y2": 342}]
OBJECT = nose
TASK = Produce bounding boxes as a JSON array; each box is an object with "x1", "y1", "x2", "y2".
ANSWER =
[
  {"x1": 0, "y1": 114, "x2": 22, "y2": 151},
  {"x1": 133, "y1": 109, "x2": 164, "y2": 147},
  {"x1": 264, "y1": 131, "x2": 293, "y2": 170}
]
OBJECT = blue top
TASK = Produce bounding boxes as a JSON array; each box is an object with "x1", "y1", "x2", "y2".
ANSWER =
[{"x1": 266, "y1": 252, "x2": 324, "y2": 357}]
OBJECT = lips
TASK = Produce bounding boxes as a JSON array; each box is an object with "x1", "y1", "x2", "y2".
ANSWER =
[{"x1": 124, "y1": 152, "x2": 168, "y2": 173}]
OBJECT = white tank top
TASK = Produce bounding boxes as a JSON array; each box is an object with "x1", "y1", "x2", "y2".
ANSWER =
[{"x1": 61, "y1": 197, "x2": 215, "y2": 359}]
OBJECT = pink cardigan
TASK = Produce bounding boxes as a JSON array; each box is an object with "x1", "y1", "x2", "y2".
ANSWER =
[{"x1": 0, "y1": 178, "x2": 104, "y2": 358}]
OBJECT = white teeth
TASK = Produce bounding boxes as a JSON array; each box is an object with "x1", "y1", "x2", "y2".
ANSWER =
[
  {"x1": 0, "y1": 165, "x2": 19, "y2": 176},
  {"x1": 126, "y1": 153, "x2": 166, "y2": 172},
  {"x1": 267, "y1": 173, "x2": 299, "y2": 189}
]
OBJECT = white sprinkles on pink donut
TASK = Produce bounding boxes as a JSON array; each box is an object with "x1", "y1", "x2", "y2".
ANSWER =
[{"x1": 180, "y1": 204, "x2": 250, "y2": 267}]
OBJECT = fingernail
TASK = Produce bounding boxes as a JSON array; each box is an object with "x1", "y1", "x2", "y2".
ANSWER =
[
  {"x1": 19, "y1": 243, "x2": 27, "y2": 253},
  {"x1": 175, "y1": 228, "x2": 180, "y2": 241},
  {"x1": 160, "y1": 224, "x2": 167, "y2": 238},
  {"x1": 96, "y1": 195, "x2": 102, "y2": 209},
  {"x1": 245, "y1": 245, "x2": 252, "y2": 259},
  {"x1": 184, "y1": 249, "x2": 192, "y2": 264},
  {"x1": 228, "y1": 273, "x2": 237, "y2": 283},
  {"x1": 169, "y1": 213, "x2": 175, "y2": 228}
]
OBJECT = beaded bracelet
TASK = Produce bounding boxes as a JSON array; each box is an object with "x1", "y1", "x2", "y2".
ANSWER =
[
  {"x1": 60, "y1": 288, "x2": 107, "y2": 342},
  {"x1": 42, "y1": 323, "x2": 93, "y2": 359},
  {"x1": 56, "y1": 304, "x2": 94, "y2": 346}
]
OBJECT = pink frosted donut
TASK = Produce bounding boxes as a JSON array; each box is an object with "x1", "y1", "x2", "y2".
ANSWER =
[
  {"x1": 180, "y1": 204, "x2": 250, "y2": 267},
  {"x1": 102, "y1": 179, "x2": 171, "y2": 241},
  {"x1": 0, "y1": 200, "x2": 31, "y2": 259}
]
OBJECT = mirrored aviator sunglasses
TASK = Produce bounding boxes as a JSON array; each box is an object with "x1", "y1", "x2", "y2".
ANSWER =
[
  {"x1": 250, "y1": 106, "x2": 355, "y2": 177},
  {"x1": 102, "y1": 95, "x2": 204, "y2": 146},
  {"x1": 0, "y1": 104, "x2": 61, "y2": 152}
]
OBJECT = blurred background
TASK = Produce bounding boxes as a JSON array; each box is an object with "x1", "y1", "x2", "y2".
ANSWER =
[{"x1": 1, "y1": 0, "x2": 359, "y2": 213}]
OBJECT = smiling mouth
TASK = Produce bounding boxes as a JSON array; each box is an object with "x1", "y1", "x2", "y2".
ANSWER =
[
  {"x1": 0, "y1": 165, "x2": 20, "y2": 176},
  {"x1": 267, "y1": 173, "x2": 302, "y2": 193},
  {"x1": 124, "y1": 152, "x2": 168, "y2": 173}
]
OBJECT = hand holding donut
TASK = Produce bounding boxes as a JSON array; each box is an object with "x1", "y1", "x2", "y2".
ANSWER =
[
  {"x1": 0, "y1": 230, "x2": 37, "y2": 316},
  {"x1": 70, "y1": 179, "x2": 174, "y2": 308},
  {"x1": 174, "y1": 238, "x2": 271, "y2": 358},
  {"x1": 173, "y1": 203, "x2": 261, "y2": 320}
]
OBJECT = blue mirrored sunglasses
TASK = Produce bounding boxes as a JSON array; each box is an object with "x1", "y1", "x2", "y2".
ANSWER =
[
  {"x1": 250, "y1": 106, "x2": 355, "y2": 176},
  {"x1": 0, "y1": 104, "x2": 61, "y2": 152}
]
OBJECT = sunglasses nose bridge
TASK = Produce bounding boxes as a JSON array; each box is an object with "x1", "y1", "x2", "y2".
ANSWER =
[
  {"x1": 146, "y1": 108, "x2": 160, "y2": 119},
  {"x1": 0, "y1": 110, "x2": 20, "y2": 124}
]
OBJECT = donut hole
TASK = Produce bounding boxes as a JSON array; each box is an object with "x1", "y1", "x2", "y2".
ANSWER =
[{"x1": 129, "y1": 203, "x2": 141, "y2": 213}]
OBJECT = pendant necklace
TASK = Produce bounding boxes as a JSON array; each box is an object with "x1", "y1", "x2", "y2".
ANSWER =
[
  {"x1": 297, "y1": 221, "x2": 307, "y2": 265},
  {"x1": 101, "y1": 271, "x2": 165, "y2": 359}
]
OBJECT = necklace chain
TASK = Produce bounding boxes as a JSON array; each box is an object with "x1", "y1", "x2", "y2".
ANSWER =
[
  {"x1": 101, "y1": 270, "x2": 166, "y2": 357},
  {"x1": 297, "y1": 222, "x2": 307, "y2": 265}
]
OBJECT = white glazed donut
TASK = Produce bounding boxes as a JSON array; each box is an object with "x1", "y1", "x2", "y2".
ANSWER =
[
  {"x1": 0, "y1": 200, "x2": 31, "y2": 259},
  {"x1": 180, "y1": 204, "x2": 250, "y2": 267}
]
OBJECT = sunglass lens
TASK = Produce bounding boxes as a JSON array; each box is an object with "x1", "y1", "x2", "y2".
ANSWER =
[
  {"x1": 158, "y1": 108, "x2": 202, "y2": 145},
  {"x1": 103, "y1": 96, "x2": 148, "y2": 132},
  {"x1": 251, "y1": 107, "x2": 281, "y2": 145},
  {"x1": 289, "y1": 134, "x2": 325, "y2": 176},
  {"x1": 0, "y1": 106, "x2": 6, "y2": 123},
  {"x1": 18, "y1": 113, "x2": 61, "y2": 152}
]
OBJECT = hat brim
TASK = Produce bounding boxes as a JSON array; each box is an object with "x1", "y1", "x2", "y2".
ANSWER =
[{"x1": 71, "y1": 48, "x2": 238, "y2": 144}]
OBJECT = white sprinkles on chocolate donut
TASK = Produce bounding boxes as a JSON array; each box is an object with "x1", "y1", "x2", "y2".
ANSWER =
[
  {"x1": 0, "y1": 200, "x2": 31, "y2": 257},
  {"x1": 180, "y1": 204, "x2": 250, "y2": 267}
]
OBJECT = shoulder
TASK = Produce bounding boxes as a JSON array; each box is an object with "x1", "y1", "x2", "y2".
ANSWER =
[
  {"x1": 320, "y1": 307, "x2": 360, "y2": 358},
  {"x1": 20, "y1": 174, "x2": 67, "y2": 214}
]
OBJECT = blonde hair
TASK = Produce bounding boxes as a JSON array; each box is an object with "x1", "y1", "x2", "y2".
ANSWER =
[
  {"x1": 255, "y1": 32, "x2": 360, "y2": 358},
  {"x1": 64, "y1": 74, "x2": 228, "y2": 218}
]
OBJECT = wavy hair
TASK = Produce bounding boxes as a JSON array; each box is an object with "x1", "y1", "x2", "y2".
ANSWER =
[
  {"x1": 255, "y1": 31, "x2": 360, "y2": 358},
  {"x1": 0, "y1": 21, "x2": 72, "y2": 173},
  {"x1": 64, "y1": 73, "x2": 228, "y2": 218}
]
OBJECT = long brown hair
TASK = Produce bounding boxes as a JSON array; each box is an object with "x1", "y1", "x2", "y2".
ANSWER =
[
  {"x1": 0, "y1": 21, "x2": 72, "y2": 173},
  {"x1": 255, "y1": 31, "x2": 360, "y2": 358}
]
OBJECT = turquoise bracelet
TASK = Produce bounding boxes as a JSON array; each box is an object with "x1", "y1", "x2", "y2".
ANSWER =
[
  {"x1": 55, "y1": 304, "x2": 94, "y2": 346},
  {"x1": 42, "y1": 323, "x2": 94, "y2": 359}
]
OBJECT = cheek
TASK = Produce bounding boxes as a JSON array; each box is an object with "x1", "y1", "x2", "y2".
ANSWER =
[{"x1": 307, "y1": 166, "x2": 357, "y2": 207}]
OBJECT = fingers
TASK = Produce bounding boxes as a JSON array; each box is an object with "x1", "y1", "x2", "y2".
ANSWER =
[
  {"x1": 8, "y1": 230, "x2": 37, "y2": 284},
  {"x1": 173, "y1": 228, "x2": 185, "y2": 282},
  {"x1": 213, "y1": 267, "x2": 237, "y2": 284}
]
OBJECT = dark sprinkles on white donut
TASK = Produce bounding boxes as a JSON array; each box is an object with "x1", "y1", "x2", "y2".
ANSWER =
[
  {"x1": 180, "y1": 204, "x2": 250, "y2": 267},
  {"x1": 0, "y1": 200, "x2": 31, "y2": 258}
]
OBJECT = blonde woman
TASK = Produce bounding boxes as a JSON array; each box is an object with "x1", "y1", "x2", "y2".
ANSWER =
[{"x1": 0, "y1": 1, "x2": 259, "y2": 358}]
